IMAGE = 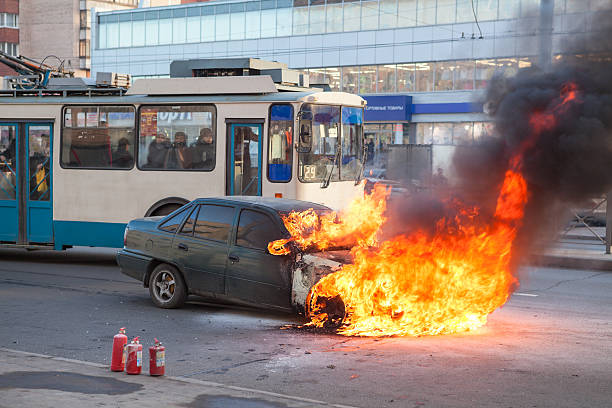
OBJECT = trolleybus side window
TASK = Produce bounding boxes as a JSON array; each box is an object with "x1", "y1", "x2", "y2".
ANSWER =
[
  {"x1": 340, "y1": 106, "x2": 364, "y2": 181},
  {"x1": 61, "y1": 105, "x2": 135, "y2": 169},
  {"x1": 297, "y1": 104, "x2": 340, "y2": 183},
  {"x1": 267, "y1": 104, "x2": 293, "y2": 183},
  {"x1": 137, "y1": 105, "x2": 216, "y2": 171}
]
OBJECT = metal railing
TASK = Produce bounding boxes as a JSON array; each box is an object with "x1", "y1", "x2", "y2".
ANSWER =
[{"x1": 560, "y1": 193, "x2": 612, "y2": 254}]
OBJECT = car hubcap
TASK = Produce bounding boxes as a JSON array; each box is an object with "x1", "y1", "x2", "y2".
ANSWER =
[{"x1": 155, "y1": 271, "x2": 175, "y2": 302}]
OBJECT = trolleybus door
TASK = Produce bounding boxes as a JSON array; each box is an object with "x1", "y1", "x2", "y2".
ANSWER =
[
  {"x1": 0, "y1": 123, "x2": 19, "y2": 242},
  {"x1": 26, "y1": 124, "x2": 53, "y2": 243},
  {"x1": 228, "y1": 123, "x2": 263, "y2": 196},
  {"x1": 0, "y1": 123, "x2": 53, "y2": 244}
]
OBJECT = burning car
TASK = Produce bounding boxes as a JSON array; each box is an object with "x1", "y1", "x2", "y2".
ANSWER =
[{"x1": 116, "y1": 197, "x2": 345, "y2": 314}]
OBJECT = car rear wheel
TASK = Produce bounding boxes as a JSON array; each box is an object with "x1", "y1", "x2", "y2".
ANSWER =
[{"x1": 149, "y1": 264, "x2": 187, "y2": 309}]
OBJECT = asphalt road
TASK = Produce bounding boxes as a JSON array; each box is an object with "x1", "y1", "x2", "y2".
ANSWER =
[{"x1": 0, "y1": 247, "x2": 611, "y2": 408}]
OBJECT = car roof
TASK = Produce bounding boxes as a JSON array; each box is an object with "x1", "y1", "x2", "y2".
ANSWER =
[{"x1": 195, "y1": 196, "x2": 331, "y2": 214}]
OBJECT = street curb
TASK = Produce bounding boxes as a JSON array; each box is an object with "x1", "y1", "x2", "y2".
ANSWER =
[
  {"x1": 0, "y1": 347, "x2": 357, "y2": 408},
  {"x1": 529, "y1": 255, "x2": 612, "y2": 272}
]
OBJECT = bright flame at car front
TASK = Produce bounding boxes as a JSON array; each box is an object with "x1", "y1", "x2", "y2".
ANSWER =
[{"x1": 269, "y1": 82, "x2": 579, "y2": 337}]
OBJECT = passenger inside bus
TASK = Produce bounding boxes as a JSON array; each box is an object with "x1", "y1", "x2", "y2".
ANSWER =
[
  {"x1": 0, "y1": 135, "x2": 15, "y2": 164},
  {"x1": 145, "y1": 132, "x2": 171, "y2": 168},
  {"x1": 191, "y1": 128, "x2": 215, "y2": 170},
  {"x1": 165, "y1": 131, "x2": 191, "y2": 169},
  {"x1": 112, "y1": 137, "x2": 134, "y2": 168}
]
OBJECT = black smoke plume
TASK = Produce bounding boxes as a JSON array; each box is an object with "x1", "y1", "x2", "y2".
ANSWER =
[{"x1": 385, "y1": 12, "x2": 612, "y2": 262}]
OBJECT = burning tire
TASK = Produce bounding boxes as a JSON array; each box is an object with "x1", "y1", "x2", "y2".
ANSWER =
[{"x1": 306, "y1": 290, "x2": 346, "y2": 330}]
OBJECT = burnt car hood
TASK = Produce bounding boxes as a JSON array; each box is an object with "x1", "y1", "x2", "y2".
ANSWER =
[{"x1": 291, "y1": 250, "x2": 352, "y2": 315}]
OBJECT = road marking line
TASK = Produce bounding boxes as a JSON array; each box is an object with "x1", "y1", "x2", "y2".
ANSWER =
[{"x1": 514, "y1": 293, "x2": 538, "y2": 297}]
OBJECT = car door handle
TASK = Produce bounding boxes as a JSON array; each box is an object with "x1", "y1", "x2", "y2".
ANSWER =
[
  {"x1": 229, "y1": 255, "x2": 240, "y2": 263},
  {"x1": 178, "y1": 243, "x2": 189, "y2": 251}
]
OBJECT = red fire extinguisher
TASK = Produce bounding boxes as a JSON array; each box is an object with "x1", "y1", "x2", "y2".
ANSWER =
[
  {"x1": 110, "y1": 327, "x2": 127, "y2": 372},
  {"x1": 125, "y1": 336, "x2": 143, "y2": 375},
  {"x1": 149, "y1": 338, "x2": 165, "y2": 376}
]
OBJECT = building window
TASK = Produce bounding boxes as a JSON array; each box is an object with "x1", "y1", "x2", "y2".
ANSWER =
[
  {"x1": 61, "y1": 106, "x2": 136, "y2": 169},
  {"x1": 0, "y1": 42, "x2": 19, "y2": 57},
  {"x1": 416, "y1": 122, "x2": 493, "y2": 145},
  {"x1": 79, "y1": 40, "x2": 90, "y2": 59},
  {"x1": 0, "y1": 13, "x2": 18, "y2": 28},
  {"x1": 417, "y1": 0, "x2": 436, "y2": 25},
  {"x1": 415, "y1": 62, "x2": 434, "y2": 92},
  {"x1": 378, "y1": 65, "x2": 396, "y2": 93},
  {"x1": 343, "y1": 0, "x2": 361, "y2": 31},
  {"x1": 454, "y1": 60, "x2": 475, "y2": 90},
  {"x1": 434, "y1": 61, "x2": 454, "y2": 91},
  {"x1": 341, "y1": 66, "x2": 359, "y2": 93},
  {"x1": 326, "y1": 0, "x2": 343, "y2": 33},
  {"x1": 359, "y1": 65, "x2": 377, "y2": 94},
  {"x1": 80, "y1": 10, "x2": 89, "y2": 28},
  {"x1": 277, "y1": 5, "x2": 293, "y2": 36},
  {"x1": 437, "y1": 0, "x2": 456, "y2": 25},
  {"x1": 398, "y1": 0, "x2": 417, "y2": 27},
  {"x1": 475, "y1": 59, "x2": 497, "y2": 89},
  {"x1": 326, "y1": 68, "x2": 341, "y2": 91},
  {"x1": 292, "y1": 4, "x2": 309, "y2": 35},
  {"x1": 379, "y1": 0, "x2": 398, "y2": 29},
  {"x1": 397, "y1": 63, "x2": 415, "y2": 92},
  {"x1": 260, "y1": 5, "x2": 276, "y2": 37},
  {"x1": 361, "y1": 0, "x2": 379, "y2": 31}
]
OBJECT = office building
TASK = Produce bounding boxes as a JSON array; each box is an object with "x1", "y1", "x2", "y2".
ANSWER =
[{"x1": 90, "y1": 0, "x2": 607, "y2": 173}]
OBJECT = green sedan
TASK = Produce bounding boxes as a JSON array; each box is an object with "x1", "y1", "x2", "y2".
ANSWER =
[{"x1": 117, "y1": 197, "x2": 342, "y2": 313}]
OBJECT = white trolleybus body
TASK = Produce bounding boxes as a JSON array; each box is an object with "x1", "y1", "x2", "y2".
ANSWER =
[{"x1": 0, "y1": 76, "x2": 366, "y2": 250}]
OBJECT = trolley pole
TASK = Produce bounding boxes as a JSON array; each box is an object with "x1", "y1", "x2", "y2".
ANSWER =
[{"x1": 606, "y1": 192, "x2": 612, "y2": 254}]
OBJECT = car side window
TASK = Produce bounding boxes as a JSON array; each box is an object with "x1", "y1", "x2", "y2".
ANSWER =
[
  {"x1": 236, "y1": 209, "x2": 282, "y2": 251},
  {"x1": 179, "y1": 206, "x2": 199, "y2": 236},
  {"x1": 194, "y1": 205, "x2": 234, "y2": 242},
  {"x1": 158, "y1": 207, "x2": 189, "y2": 233}
]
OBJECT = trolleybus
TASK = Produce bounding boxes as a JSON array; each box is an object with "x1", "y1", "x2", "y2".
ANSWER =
[{"x1": 0, "y1": 75, "x2": 366, "y2": 250}]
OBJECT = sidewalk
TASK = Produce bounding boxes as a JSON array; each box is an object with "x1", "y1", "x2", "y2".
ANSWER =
[
  {"x1": 0, "y1": 348, "x2": 355, "y2": 408},
  {"x1": 529, "y1": 228, "x2": 612, "y2": 271}
]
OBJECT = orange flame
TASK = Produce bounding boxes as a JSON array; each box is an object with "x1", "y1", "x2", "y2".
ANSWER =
[
  {"x1": 267, "y1": 184, "x2": 390, "y2": 255},
  {"x1": 270, "y1": 82, "x2": 578, "y2": 337},
  {"x1": 305, "y1": 169, "x2": 526, "y2": 337}
]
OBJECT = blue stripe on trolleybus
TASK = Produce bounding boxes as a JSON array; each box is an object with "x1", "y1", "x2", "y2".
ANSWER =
[{"x1": 53, "y1": 221, "x2": 126, "y2": 250}]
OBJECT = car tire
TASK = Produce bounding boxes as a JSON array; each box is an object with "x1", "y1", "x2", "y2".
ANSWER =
[{"x1": 149, "y1": 264, "x2": 187, "y2": 309}]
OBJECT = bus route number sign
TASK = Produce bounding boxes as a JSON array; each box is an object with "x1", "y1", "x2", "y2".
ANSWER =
[{"x1": 303, "y1": 165, "x2": 316, "y2": 180}]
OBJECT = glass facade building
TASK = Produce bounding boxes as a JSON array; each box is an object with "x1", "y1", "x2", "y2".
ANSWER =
[{"x1": 91, "y1": 0, "x2": 605, "y2": 176}]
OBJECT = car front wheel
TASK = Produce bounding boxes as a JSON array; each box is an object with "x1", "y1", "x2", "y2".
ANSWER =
[{"x1": 149, "y1": 264, "x2": 187, "y2": 309}]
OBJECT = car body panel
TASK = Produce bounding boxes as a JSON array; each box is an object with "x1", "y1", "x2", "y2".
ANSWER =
[{"x1": 116, "y1": 249, "x2": 152, "y2": 282}]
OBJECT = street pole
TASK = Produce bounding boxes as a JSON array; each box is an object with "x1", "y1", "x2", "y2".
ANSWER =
[
  {"x1": 606, "y1": 192, "x2": 612, "y2": 254},
  {"x1": 539, "y1": 0, "x2": 554, "y2": 71}
]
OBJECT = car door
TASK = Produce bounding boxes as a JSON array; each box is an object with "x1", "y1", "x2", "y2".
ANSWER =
[
  {"x1": 172, "y1": 204, "x2": 236, "y2": 295},
  {"x1": 226, "y1": 208, "x2": 292, "y2": 309}
]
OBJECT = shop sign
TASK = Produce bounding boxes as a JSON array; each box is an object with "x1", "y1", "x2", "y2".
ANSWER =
[{"x1": 362, "y1": 95, "x2": 412, "y2": 122}]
